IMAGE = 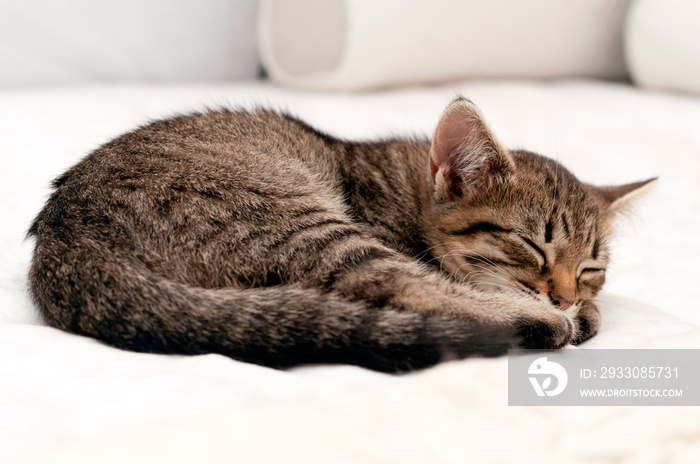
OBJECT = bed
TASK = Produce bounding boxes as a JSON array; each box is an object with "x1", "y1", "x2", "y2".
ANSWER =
[
  {"x1": 2, "y1": 78, "x2": 700, "y2": 463},
  {"x1": 3, "y1": 0, "x2": 700, "y2": 462}
]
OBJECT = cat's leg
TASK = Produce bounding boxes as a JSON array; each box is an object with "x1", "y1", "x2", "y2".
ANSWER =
[
  {"x1": 314, "y1": 244, "x2": 575, "y2": 350},
  {"x1": 572, "y1": 300, "x2": 601, "y2": 345},
  {"x1": 262, "y1": 204, "x2": 575, "y2": 351}
]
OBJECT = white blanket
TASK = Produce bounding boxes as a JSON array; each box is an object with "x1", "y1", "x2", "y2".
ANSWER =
[{"x1": 2, "y1": 80, "x2": 699, "y2": 463}]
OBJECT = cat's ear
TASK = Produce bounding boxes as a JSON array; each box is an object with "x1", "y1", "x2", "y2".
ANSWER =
[
  {"x1": 430, "y1": 98, "x2": 514, "y2": 201},
  {"x1": 597, "y1": 178, "x2": 658, "y2": 214}
]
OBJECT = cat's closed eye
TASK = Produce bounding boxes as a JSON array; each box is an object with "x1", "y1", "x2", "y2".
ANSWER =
[
  {"x1": 452, "y1": 222, "x2": 510, "y2": 236},
  {"x1": 516, "y1": 235, "x2": 547, "y2": 271}
]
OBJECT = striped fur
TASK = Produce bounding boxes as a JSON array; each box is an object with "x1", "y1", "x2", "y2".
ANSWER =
[{"x1": 27, "y1": 99, "x2": 654, "y2": 371}]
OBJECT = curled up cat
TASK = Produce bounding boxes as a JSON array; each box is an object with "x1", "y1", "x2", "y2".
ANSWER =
[{"x1": 28, "y1": 98, "x2": 654, "y2": 372}]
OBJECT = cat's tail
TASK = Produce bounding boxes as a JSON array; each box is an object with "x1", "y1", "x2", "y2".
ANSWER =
[{"x1": 29, "y1": 245, "x2": 517, "y2": 373}]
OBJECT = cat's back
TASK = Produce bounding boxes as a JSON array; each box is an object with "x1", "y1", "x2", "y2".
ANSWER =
[
  {"x1": 61, "y1": 110, "x2": 338, "y2": 183},
  {"x1": 40, "y1": 110, "x2": 344, "y2": 216},
  {"x1": 29, "y1": 110, "x2": 349, "y2": 287},
  {"x1": 132, "y1": 109, "x2": 337, "y2": 154}
]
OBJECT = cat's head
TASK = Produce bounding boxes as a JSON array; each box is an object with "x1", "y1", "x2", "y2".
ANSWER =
[{"x1": 424, "y1": 98, "x2": 655, "y2": 310}]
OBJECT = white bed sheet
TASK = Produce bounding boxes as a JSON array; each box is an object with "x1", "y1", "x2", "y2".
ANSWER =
[{"x1": 1, "y1": 80, "x2": 699, "y2": 463}]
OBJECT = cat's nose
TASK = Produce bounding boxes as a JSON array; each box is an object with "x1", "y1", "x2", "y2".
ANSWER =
[
  {"x1": 549, "y1": 292, "x2": 573, "y2": 310},
  {"x1": 549, "y1": 264, "x2": 576, "y2": 310}
]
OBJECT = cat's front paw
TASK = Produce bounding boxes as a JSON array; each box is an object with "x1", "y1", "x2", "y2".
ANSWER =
[
  {"x1": 515, "y1": 310, "x2": 575, "y2": 349},
  {"x1": 573, "y1": 300, "x2": 601, "y2": 345}
]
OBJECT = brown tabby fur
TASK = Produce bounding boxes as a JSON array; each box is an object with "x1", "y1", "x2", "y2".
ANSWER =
[{"x1": 28, "y1": 98, "x2": 654, "y2": 372}]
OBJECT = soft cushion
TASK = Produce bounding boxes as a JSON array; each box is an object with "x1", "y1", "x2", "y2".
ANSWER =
[
  {"x1": 625, "y1": 0, "x2": 700, "y2": 96},
  {"x1": 0, "y1": 0, "x2": 259, "y2": 87},
  {"x1": 259, "y1": 0, "x2": 631, "y2": 90}
]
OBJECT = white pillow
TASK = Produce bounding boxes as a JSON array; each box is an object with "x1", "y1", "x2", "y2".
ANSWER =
[
  {"x1": 625, "y1": 0, "x2": 700, "y2": 96},
  {"x1": 0, "y1": 0, "x2": 259, "y2": 87},
  {"x1": 259, "y1": 0, "x2": 630, "y2": 90}
]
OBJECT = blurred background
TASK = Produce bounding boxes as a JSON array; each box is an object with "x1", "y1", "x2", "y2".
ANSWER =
[{"x1": 0, "y1": 0, "x2": 698, "y2": 94}]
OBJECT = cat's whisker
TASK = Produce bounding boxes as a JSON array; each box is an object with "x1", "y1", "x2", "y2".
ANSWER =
[
  {"x1": 438, "y1": 249, "x2": 499, "y2": 276},
  {"x1": 435, "y1": 248, "x2": 519, "y2": 288},
  {"x1": 452, "y1": 249, "x2": 499, "y2": 265},
  {"x1": 463, "y1": 275, "x2": 513, "y2": 290},
  {"x1": 454, "y1": 261, "x2": 507, "y2": 282},
  {"x1": 533, "y1": 176, "x2": 553, "y2": 210},
  {"x1": 437, "y1": 248, "x2": 469, "y2": 272},
  {"x1": 460, "y1": 255, "x2": 500, "y2": 269},
  {"x1": 439, "y1": 248, "x2": 499, "y2": 268},
  {"x1": 419, "y1": 241, "x2": 464, "y2": 264},
  {"x1": 453, "y1": 252, "x2": 512, "y2": 279},
  {"x1": 459, "y1": 267, "x2": 520, "y2": 293},
  {"x1": 448, "y1": 251, "x2": 539, "y2": 298},
  {"x1": 459, "y1": 263, "x2": 536, "y2": 297},
  {"x1": 462, "y1": 271, "x2": 519, "y2": 293},
  {"x1": 471, "y1": 281, "x2": 525, "y2": 294},
  {"x1": 463, "y1": 270, "x2": 488, "y2": 287},
  {"x1": 453, "y1": 263, "x2": 499, "y2": 283},
  {"x1": 468, "y1": 277, "x2": 521, "y2": 296}
]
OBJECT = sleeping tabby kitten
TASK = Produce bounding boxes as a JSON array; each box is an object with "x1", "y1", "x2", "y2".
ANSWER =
[{"x1": 28, "y1": 98, "x2": 653, "y2": 372}]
